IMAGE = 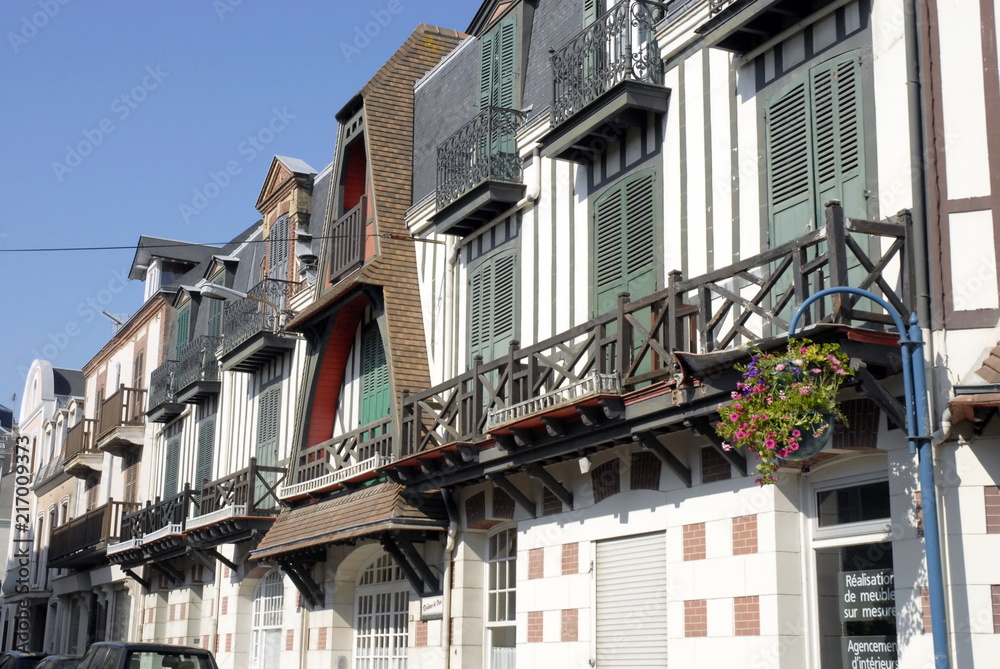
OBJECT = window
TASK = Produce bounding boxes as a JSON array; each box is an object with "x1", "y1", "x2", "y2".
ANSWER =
[
  {"x1": 354, "y1": 553, "x2": 409, "y2": 669},
  {"x1": 163, "y1": 436, "x2": 181, "y2": 498},
  {"x1": 359, "y1": 322, "x2": 390, "y2": 426},
  {"x1": 486, "y1": 527, "x2": 517, "y2": 668},
  {"x1": 479, "y1": 15, "x2": 517, "y2": 111},
  {"x1": 766, "y1": 50, "x2": 866, "y2": 246},
  {"x1": 132, "y1": 351, "x2": 145, "y2": 389},
  {"x1": 175, "y1": 305, "x2": 191, "y2": 359},
  {"x1": 251, "y1": 570, "x2": 284, "y2": 669},
  {"x1": 817, "y1": 480, "x2": 891, "y2": 528},
  {"x1": 469, "y1": 249, "x2": 517, "y2": 366},
  {"x1": 593, "y1": 169, "x2": 658, "y2": 316},
  {"x1": 195, "y1": 417, "x2": 216, "y2": 490}
]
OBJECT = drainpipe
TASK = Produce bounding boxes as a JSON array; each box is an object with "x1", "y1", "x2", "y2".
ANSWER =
[
  {"x1": 440, "y1": 489, "x2": 459, "y2": 669},
  {"x1": 904, "y1": 0, "x2": 932, "y2": 326}
]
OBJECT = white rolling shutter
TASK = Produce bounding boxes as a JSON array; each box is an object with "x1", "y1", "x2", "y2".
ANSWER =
[{"x1": 595, "y1": 531, "x2": 668, "y2": 667}]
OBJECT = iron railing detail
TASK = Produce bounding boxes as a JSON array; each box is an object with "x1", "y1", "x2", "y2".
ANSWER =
[
  {"x1": 435, "y1": 107, "x2": 526, "y2": 211},
  {"x1": 174, "y1": 335, "x2": 221, "y2": 391},
  {"x1": 148, "y1": 360, "x2": 178, "y2": 410},
  {"x1": 64, "y1": 418, "x2": 98, "y2": 461},
  {"x1": 709, "y1": 0, "x2": 740, "y2": 16},
  {"x1": 119, "y1": 486, "x2": 198, "y2": 543},
  {"x1": 329, "y1": 196, "x2": 368, "y2": 285},
  {"x1": 550, "y1": 0, "x2": 669, "y2": 127},
  {"x1": 293, "y1": 416, "x2": 395, "y2": 486},
  {"x1": 198, "y1": 458, "x2": 285, "y2": 517},
  {"x1": 220, "y1": 278, "x2": 290, "y2": 357},
  {"x1": 48, "y1": 500, "x2": 139, "y2": 563},
  {"x1": 401, "y1": 204, "x2": 911, "y2": 456},
  {"x1": 97, "y1": 385, "x2": 146, "y2": 439}
]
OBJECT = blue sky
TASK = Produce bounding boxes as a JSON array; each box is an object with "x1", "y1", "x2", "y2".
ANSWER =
[{"x1": 0, "y1": 0, "x2": 473, "y2": 415}]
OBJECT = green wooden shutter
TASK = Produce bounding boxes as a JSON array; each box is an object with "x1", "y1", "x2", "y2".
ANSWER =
[
  {"x1": 766, "y1": 78, "x2": 814, "y2": 247},
  {"x1": 469, "y1": 249, "x2": 517, "y2": 366},
  {"x1": 123, "y1": 451, "x2": 140, "y2": 503},
  {"x1": 584, "y1": 0, "x2": 601, "y2": 26},
  {"x1": 594, "y1": 170, "x2": 657, "y2": 316},
  {"x1": 207, "y1": 275, "x2": 223, "y2": 338},
  {"x1": 479, "y1": 30, "x2": 496, "y2": 111},
  {"x1": 359, "y1": 322, "x2": 391, "y2": 426},
  {"x1": 480, "y1": 16, "x2": 517, "y2": 111},
  {"x1": 163, "y1": 436, "x2": 181, "y2": 498},
  {"x1": 195, "y1": 417, "x2": 215, "y2": 490},
  {"x1": 175, "y1": 307, "x2": 191, "y2": 359},
  {"x1": 255, "y1": 385, "x2": 281, "y2": 506}
]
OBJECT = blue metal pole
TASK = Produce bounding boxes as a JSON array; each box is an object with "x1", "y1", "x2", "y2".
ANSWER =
[{"x1": 789, "y1": 287, "x2": 950, "y2": 669}]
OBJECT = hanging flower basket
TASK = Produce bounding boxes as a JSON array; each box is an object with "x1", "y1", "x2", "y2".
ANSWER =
[{"x1": 715, "y1": 340, "x2": 854, "y2": 484}]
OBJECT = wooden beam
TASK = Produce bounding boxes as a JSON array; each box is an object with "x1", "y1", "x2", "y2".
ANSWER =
[
  {"x1": 279, "y1": 560, "x2": 324, "y2": 608},
  {"x1": 443, "y1": 450, "x2": 464, "y2": 467},
  {"x1": 396, "y1": 535, "x2": 440, "y2": 594},
  {"x1": 493, "y1": 433, "x2": 517, "y2": 452},
  {"x1": 123, "y1": 568, "x2": 151, "y2": 591},
  {"x1": 600, "y1": 396, "x2": 625, "y2": 420},
  {"x1": 852, "y1": 365, "x2": 907, "y2": 430},
  {"x1": 635, "y1": 432, "x2": 692, "y2": 487},
  {"x1": 690, "y1": 418, "x2": 748, "y2": 477},
  {"x1": 577, "y1": 405, "x2": 604, "y2": 427},
  {"x1": 524, "y1": 462, "x2": 573, "y2": 509},
  {"x1": 381, "y1": 535, "x2": 425, "y2": 595},
  {"x1": 149, "y1": 561, "x2": 183, "y2": 586},
  {"x1": 488, "y1": 475, "x2": 537, "y2": 518},
  {"x1": 542, "y1": 416, "x2": 567, "y2": 437},
  {"x1": 510, "y1": 428, "x2": 534, "y2": 448},
  {"x1": 185, "y1": 547, "x2": 216, "y2": 575},
  {"x1": 202, "y1": 547, "x2": 239, "y2": 573}
]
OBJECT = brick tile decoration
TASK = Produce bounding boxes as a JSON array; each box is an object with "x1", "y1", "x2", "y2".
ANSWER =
[
  {"x1": 225, "y1": 634, "x2": 232, "y2": 653},
  {"x1": 221, "y1": 596, "x2": 228, "y2": 615},
  {"x1": 449, "y1": 617, "x2": 455, "y2": 645},
  {"x1": 684, "y1": 600, "x2": 707, "y2": 637},
  {"x1": 529, "y1": 548, "x2": 544, "y2": 580},
  {"x1": 415, "y1": 620, "x2": 428, "y2": 647},
  {"x1": 701, "y1": 447, "x2": 732, "y2": 483},
  {"x1": 201, "y1": 636, "x2": 208, "y2": 649},
  {"x1": 734, "y1": 596, "x2": 760, "y2": 636},
  {"x1": 833, "y1": 398, "x2": 881, "y2": 449},
  {"x1": 592, "y1": 459, "x2": 621, "y2": 504},
  {"x1": 214, "y1": 635, "x2": 219, "y2": 654},
  {"x1": 180, "y1": 603, "x2": 186, "y2": 620},
  {"x1": 562, "y1": 609, "x2": 578, "y2": 642},
  {"x1": 318, "y1": 626, "x2": 329, "y2": 650},
  {"x1": 493, "y1": 488, "x2": 515, "y2": 519},
  {"x1": 169, "y1": 604, "x2": 175, "y2": 621},
  {"x1": 921, "y1": 588, "x2": 931, "y2": 634},
  {"x1": 630, "y1": 451, "x2": 661, "y2": 490},
  {"x1": 562, "y1": 543, "x2": 579, "y2": 575},
  {"x1": 683, "y1": 523, "x2": 707, "y2": 561},
  {"x1": 528, "y1": 611, "x2": 544, "y2": 643},
  {"x1": 542, "y1": 488, "x2": 562, "y2": 516},
  {"x1": 285, "y1": 629, "x2": 294, "y2": 651},
  {"x1": 992, "y1": 585, "x2": 1000, "y2": 634},
  {"x1": 732, "y1": 515, "x2": 758, "y2": 555},
  {"x1": 986, "y1": 486, "x2": 1000, "y2": 534},
  {"x1": 466, "y1": 490, "x2": 489, "y2": 530}
]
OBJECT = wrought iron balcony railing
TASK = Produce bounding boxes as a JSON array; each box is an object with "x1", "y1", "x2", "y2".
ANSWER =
[
  {"x1": 64, "y1": 418, "x2": 98, "y2": 462},
  {"x1": 118, "y1": 486, "x2": 198, "y2": 544},
  {"x1": 174, "y1": 335, "x2": 221, "y2": 391},
  {"x1": 48, "y1": 500, "x2": 140, "y2": 565},
  {"x1": 220, "y1": 278, "x2": 290, "y2": 357},
  {"x1": 189, "y1": 458, "x2": 285, "y2": 529},
  {"x1": 283, "y1": 417, "x2": 395, "y2": 498},
  {"x1": 148, "y1": 360, "x2": 177, "y2": 410},
  {"x1": 436, "y1": 107, "x2": 526, "y2": 211},
  {"x1": 97, "y1": 385, "x2": 146, "y2": 439},
  {"x1": 401, "y1": 203, "x2": 912, "y2": 456},
  {"x1": 329, "y1": 196, "x2": 368, "y2": 285},
  {"x1": 550, "y1": 0, "x2": 669, "y2": 127}
]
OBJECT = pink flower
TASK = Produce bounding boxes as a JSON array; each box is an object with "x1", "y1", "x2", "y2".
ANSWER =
[
  {"x1": 777, "y1": 448, "x2": 789, "y2": 458},
  {"x1": 722, "y1": 442, "x2": 732, "y2": 451},
  {"x1": 791, "y1": 429, "x2": 801, "y2": 438},
  {"x1": 764, "y1": 438, "x2": 777, "y2": 450},
  {"x1": 792, "y1": 359, "x2": 804, "y2": 366},
  {"x1": 810, "y1": 368, "x2": 821, "y2": 374},
  {"x1": 798, "y1": 387, "x2": 811, "y2": 395},
  {"x1": 775, "y1": 364, "x2": 786, "y2": 371},
  {"x1": 730, "y1": 413, "x2": 740, "y2": 422}
]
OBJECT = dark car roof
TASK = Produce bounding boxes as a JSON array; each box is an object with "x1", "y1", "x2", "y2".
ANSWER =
[{"x1": 86, "y1": 644, "x2": 210, "y2": 656}]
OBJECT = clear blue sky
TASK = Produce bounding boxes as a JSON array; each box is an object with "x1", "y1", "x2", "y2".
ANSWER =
[{"x1": 0, "y1": 0, "x2": 472, "y2": 415}]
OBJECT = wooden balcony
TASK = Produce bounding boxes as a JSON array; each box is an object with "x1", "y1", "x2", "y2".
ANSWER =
[
  {"x1": 47, "y1": 500, "x2": 139, "y2": 569},
  {"x1": 146, "y1": 360, "x2": 183, "y2": 423},
  {"x1": 174, "y1": 335, "x2": 221, "y2": 403},
  {"x1": 219, "y1": 278, "x2": 296, "y2": 372},
  {"x1": 186, "y1": 458, "x2": 286, "y2": 548},
  {"x1": 328, "y1": 196, "x2": 368, "y2": 286},
  {"x1": 431, "y1": 108, "x2": 526, "y2": 236},
  {"x1": 282, "y1": 417, "x2": 395, "y2": 500},
  {"x1": 96, "y1": 385, "x2": 146, "y2": 457},
  {"x1": 399, "y1": 204, "x2": 912, "y2": 480},
  {"x1": 540, "y1": 0, "x2": 671, "y2": 163},
  {"x1": 107, "y1": 486, "x2": 199, "y2": 567},
  {"x1": 63, "y1": 418, "x2": 100, "y2": 478},
  {"x1": 696, "y1": 0, "x2": 841, "y2": 53}
]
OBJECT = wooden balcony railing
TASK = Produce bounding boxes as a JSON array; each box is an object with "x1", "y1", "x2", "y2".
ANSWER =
[
  {"x1": 220, "y1": 279, "x2": 290, "y2": 357},
  {"x1": 64, "y1": 418, "x2": 98, "y2": 462},
  {"x1": 289, "y1": 417, "x2": 395, "y2": 490},
  {"x1": 198, "y1": 458, "x2": 285, "y2": 518},
  {"x1": 436, "y1": 107, "x2": 526, "y2": 211},
  {"x1": 550, "y1": 0, "x2": 670, "y2": 127},
  {"x1": 401, "y1": 203, "x2": 911, "y2": 456},
  {"x1": 48, "y1": 500, "x2": 140, "y2": 564},
  {"x1": 119, "y1": 486, "x2": 198, "y2": 543},
  {"x1": 329, "y1": 196, "x2": 368, "y2": 285},
  {"x1": 97, "y1": 385, "x2": 146, "y2": 438},
  {"x1": 174, "y1": 335, "x2": 221, "y2": 390}
]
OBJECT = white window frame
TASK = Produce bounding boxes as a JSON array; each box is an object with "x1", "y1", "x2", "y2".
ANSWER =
[
  {"x1": 250, "y1": 569, "x2": 284, "y2": 669},
  {"x1": 353, "y1": 552, "x2": 410, "y2": 669},
  {"x1": 484, "y1": 525, "x2": 517, "y2": 669}
]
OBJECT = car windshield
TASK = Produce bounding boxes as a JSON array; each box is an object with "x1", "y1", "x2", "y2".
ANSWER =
[{"x1": 124, "y1": 652, "x2": 212, "y2": 669}]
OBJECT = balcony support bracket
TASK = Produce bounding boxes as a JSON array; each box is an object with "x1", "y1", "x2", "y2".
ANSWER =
[
  {"x1": 381, "y1": 534, "x2": 429, "y2": 596},
  {"x1": 396, "y1": 535, "x2": 440, "y2": 595},
  {"x1": 192, "y1": 546, "x2": 239, "y2": 573},
  {"x1": 487, "y1": 474, "x2": 537, "y2": 518},
  {"x1": 279, "y1": 559, "x2": 324, "y2": 608},
  {"x1": 636, "y1": 432, "x2": 692, "y2": 488},
  {"x1": 149, "y1": 561, "x2": 184, "y2": 587},
  {"x1": 852, "y1": 363, "x2": 907, "y2": 430},
  {"x1": 577, "y1": 405, "x2": 605, "y2": 427},
  {"x1": 123, "y1": 568, "x2": 151, "y2": 592},
  {"x1": 524, "y1": 463, "x2": 574, "y2": 510},
  {"x1": 542, "y1": 417, "x2": 567, "y2": 437},
  {"x1": 691, "y1": 418, "x2": 748, "y2": 477}
]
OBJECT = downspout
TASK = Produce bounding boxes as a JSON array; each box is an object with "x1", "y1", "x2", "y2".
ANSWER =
[
  {"x1": 904, "y1": 0, "x2": 932, "y2": 326},
  {"x1": 440, "y1": 489, "x2": 459, "y2": 669}
]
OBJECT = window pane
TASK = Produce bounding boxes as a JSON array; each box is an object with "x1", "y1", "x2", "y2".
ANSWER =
[{"x1": 817, "y1": 481, "x2": 890, "y2": 527}]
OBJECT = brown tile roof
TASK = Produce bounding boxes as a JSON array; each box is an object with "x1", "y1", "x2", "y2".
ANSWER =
[{"x1": 251, "y1": 482, "x2": 447, "y2": 560}]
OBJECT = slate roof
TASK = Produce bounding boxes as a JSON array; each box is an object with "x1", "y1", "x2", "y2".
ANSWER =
[
  {"x1": 52, "y1": 368, "x2": 85, "y2": 398},
  {"x1": 129, "y1": 236, "x2": 220, "y2": 280}
]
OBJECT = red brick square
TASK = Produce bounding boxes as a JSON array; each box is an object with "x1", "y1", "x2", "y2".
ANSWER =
[
  {"x1": 527, "y1": 611, "x2": 544, "y2": 642},
  {"x1": 562, "y1": 543, "x2": 578, "y2": 575},
  {"x1": 561, "y1": 609, "x2": 578, "y2": 642},
  {"x1": 221, "y1": 596, "x2": 228, "y2": 615},
  {"x1": 225, "y1": 633, "x2": 232, "y2": 653},
  {"x1": 318, "y1": 626, "x2": 328, "y2": 650},
  {"x1": 285, "y1": 629, "x2": 294, "y2": 651},
  {"x1": 414, "y1": 621, "x2": 428, "y2": 647},
  {"x1": 529, "y1": 547, "x2": 544, "y2": 579},
  {"x1": 734, "y1": 596, "x2": 760, "y2": 636},
  {"x1": 684, "y1": 600, "x2": 707, "y2": 637},
  {"x1": 921, "y1": 588, "x2": 931, "y2": 634},
  {"x1": 683, "y1": 523, "x2": 706, "y2": 561},
  {"x1": 732, "y1": 515, "x2": 758, "y2": 555},
  {"x1": 985, "y1": 487, "x2": 1000, "y2": 533},
  {"x1": 992, "y1": 585, "x2": 1000, "y2": 634}
]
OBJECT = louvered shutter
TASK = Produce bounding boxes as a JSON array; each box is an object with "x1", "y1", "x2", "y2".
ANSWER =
[
  {"x1": 359, "y1": 322, "x2": 391, "y2": 426},
  {"x1": 123, "y1": 452, "x2": 140, "y2": 503},
  {"x1": 766, "y1": 78, "x2": 814, "y2": 246},
  {"x1": 269, "y1": 216, "x2": 289, "y2": 282},
  {"x1": 132, "y1": 352, "x2": 144, "y2": 389},
  {"x1": 596, "y1": 532, "x2": 668, "y2": 667},
  {"x1": 584, "y1": 0, "x2": 601, "y2": 26},
  {"x1": 195, "y1": 417, "x2": 215, "y2": 490},
  {"x1": 479, "y1": 30, "x2": 496, "y2": 112},
  {"x1": 175, "y1": 307, "x2": 191, "y2": 359},
  {"x1": 469, "y1": 249, "x2": 517, "y2": 366},
  {"x1": 207, "y1": 274, "x2": 224, "y2": 338},
  {"x1": 594, "y1": 170, "x2": 657, "y2": 316},
  {"x1": 163, "y1": 436, "x2": 181, "y2": 498},
  {"x1": 496, "y1": 17, "x2": 517, "y2": 110},
  {"x1": 256, "y1": 385, "x2": 281, "y2": 506}
]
